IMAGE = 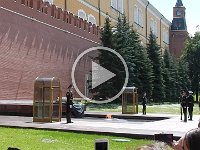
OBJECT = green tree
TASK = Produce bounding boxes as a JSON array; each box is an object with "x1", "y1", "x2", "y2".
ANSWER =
[
  {"x1": 112, "y1": 15, "x2": 129, "y2": 54},
  {"x1": 162, "y1": 49, "x2": 171, "y2": 100},
  {"x1": 170, "y1": 58, "x2": 180, "y2": 100},
  {"x1": 113, "y1": 15, "x2": 153, "y2": 96},
  {"x1": 127, "y1": 30, "x2": 153, "y2": 96},
  {"x1": 147, "y1": 30, "x2": 165, "y2": 102},
  {"x1": 111, "y1": 14, "x2": 136, "y2": 87},
  {"x1": 111, "y1": 14, "x2": 151, "y2": 102},
  {"x1": 177, "y1": 60, "x2": 190, "y2": 91},
  {"x1": 90, "y1": 16, "x2": 119, "y2": 100},
  {"x1": 92, "y1": 14, "x2": 153, "y2": 102},
  {"x1": 100, "y1": 16, "x2": 113, "y2": 48},
  {"x1": 111, "y1": 15, "x2": 129, "y2": 98},
  {"x1": 182, "y1": 32, "x2": 200, "y2": 102},
  {"x1": 163, "y1": 49, "x2": 179, "y2": 101}
]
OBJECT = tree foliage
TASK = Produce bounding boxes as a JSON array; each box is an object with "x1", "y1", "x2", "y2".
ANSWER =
[
  {"x1": 112, "y1": 15, "x2": 153, "y2": 97},
  {"x1": 146, "y1": 30, "x2": 164, "y2": 102},
  {"x1": 92, "y1": 15, "x2": 153, "y2": 102},
  {"x1": 127, "y1": 30, "x2": 153, "y2": 96},
  {"x1": 163, "y1": 49, "x2": 180, "y2": 101},
  {"x1": 177, "y1": 60, "x2": 190, "y2": 91},
  {"x1": 91, "y1": 16, "x2": 121, "y2": 100},
  {"x1": 90, "y1": 14, "x2": 191, "y2": 103},
  {"x1": 182, "y1": 32, "x2": 200, "y2": 102}
]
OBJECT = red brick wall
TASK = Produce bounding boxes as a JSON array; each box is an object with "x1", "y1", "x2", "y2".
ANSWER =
[
  {"x1": 169, "y1": 30, "x2": 188, "y2": 57},
  {"x1": 0, "y1": 0, "x2": 100, "y2": 100}
]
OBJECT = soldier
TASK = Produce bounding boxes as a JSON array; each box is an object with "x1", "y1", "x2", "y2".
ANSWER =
[
  {"x1": 181, "y1": 90, "x2": 188, "y2": 122},
  {"x1": 142, "y1": 92, "x2": 147, "y2": 115},
  {"x1": 66, "y1": 84, "x2": 73, "y2": 124},
  {"x1": 187, "y1": 91, "x2": 194, "y2": 120}
]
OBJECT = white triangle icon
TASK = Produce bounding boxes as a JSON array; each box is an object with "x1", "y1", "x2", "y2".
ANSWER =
[{"x1": 92, "y1": 61, "x2": 116, "y2": 89}]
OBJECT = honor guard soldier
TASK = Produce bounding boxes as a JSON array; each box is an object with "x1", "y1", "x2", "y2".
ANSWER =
[
  {"x1": 142, "y1": 92, "x2": 147, "y2": 115},
  {"x1": 187, "y1": 91, "x2": 194, "y2": 120},
  {"x1": 181, "y1": 90, "x2": 188, "y2": 122},
  {"x1": 66, "y1": 84, "x2": 73, "y2": 124}
]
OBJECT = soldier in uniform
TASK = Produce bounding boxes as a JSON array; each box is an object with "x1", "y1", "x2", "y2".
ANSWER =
[
  {"x1": 142, "y1": 92, "x2": 147, "y2": 115},
  {"x1": 66, "y1": 84, "x2": 73, "y2": 123},
  {"x1": 187, "y1": 91, "x2": 194, "y2": 120},
  {"x1": 181, "y1": 90, "x2": 188, "y2": 122}
]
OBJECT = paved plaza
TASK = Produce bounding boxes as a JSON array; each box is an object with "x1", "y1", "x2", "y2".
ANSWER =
[{"x1": 0, "y1": 112, "x2": 199, "y2": 140}]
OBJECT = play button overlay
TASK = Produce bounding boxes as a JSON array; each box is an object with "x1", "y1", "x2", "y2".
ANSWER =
[
  {"x1": 71, "y1": 46, "x2": 129, "y2": 104},
  {"x1": 92, "y1": 61, "x2": 116, "y2": 89}
]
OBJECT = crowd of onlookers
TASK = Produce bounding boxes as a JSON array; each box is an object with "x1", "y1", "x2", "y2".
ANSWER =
[{"x1": 135, "y1": 121, "x2": 200, "y2": 150}]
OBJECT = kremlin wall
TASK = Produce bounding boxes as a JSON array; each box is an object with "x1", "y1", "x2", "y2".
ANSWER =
[{"x1": 0, "y1": 0, "x2": 100, "y2": 101}]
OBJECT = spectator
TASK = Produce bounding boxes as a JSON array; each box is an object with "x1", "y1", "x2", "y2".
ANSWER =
[
  {"x1": 135, "y1": 142, "x2": 170, "y2": 150},
  {"x1": 7, "y1": 148, "x2": 20, "y2": 150},
  {"x1": 173, "y1": 128, "x2": 200, "y2": 150}
]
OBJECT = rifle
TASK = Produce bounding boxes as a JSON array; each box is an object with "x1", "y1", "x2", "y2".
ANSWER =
[
  {"x1": 179, "y1": 96, "x2": 182, "y2": 120},
  {"x1": 180, "y1": 104, "x2": 182, "y2": 120}
]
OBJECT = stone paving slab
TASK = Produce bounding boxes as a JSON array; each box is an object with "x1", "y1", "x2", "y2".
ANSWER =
[
  {"x1": 0, "y1": 100, "x2": 199, "y2": 139},
  {"x1": 85, "y1": 111, "x2": 174, "y2": 120},
  {"x1": 0, "y1": 100, "x2": 33, "y2": 105},
  {"x1": 0, "y1": 114, "x2": 199, "y2": 140}
]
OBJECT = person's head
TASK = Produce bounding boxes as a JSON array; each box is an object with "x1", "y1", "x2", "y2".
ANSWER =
[
  {"x1": 7, "y1": 148, "x2": 20, "y2": 150},
  {"x1": 136, "y1": 142, "x2": 169, "y2": 150},
  {"x1": 67, "y1": 84, "x2": 73, "y2": 93},
  {"x1": 182, "y1": 90, "x2": 187, "y2": 96},
  {"x1": 174, "y1": 128, "x2": 200, "y2": 150},
  {"x1": 186, "y1": 128, "x2": 200, "y2": 150},
  {"x1": 135, "y1": 145, "x2": 153, "y2": 150}
]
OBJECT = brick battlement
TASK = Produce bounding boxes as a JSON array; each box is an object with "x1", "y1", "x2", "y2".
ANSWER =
[
  {"x1": 0, "y1": 0, "x2": 100, "y2": 42},
  {"x1": 0, "y1": 0, "x2": 99, "y2": 100}
]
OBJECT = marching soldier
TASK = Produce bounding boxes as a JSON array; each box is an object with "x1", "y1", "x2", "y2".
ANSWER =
[
  {"x1": 187, "y1": 91, "x2": 194, "y2": 120},
  {"x1": 66, "y1": 84, "x2": 73, "y2": 124},
  {"x1": 142, "y1": 92, "x2": 147, "y2": 115},
  {"x1": 181, "y1": 90, "x2": 188, "y2": 122},
  {"x1": 179, "y1": 92, "x2": 183, "y2": 120}
]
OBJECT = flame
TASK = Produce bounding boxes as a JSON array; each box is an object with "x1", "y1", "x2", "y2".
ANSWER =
[{"x1": 106, "y1": 114, "x2": 112, "y2": 119}]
